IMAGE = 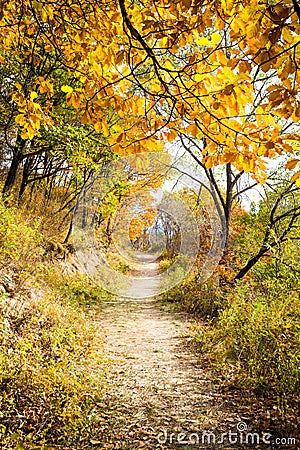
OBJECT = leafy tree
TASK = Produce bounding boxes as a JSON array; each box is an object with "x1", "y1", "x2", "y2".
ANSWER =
[
  {"x1": 117, "y1": 0, "x2": 300, "y2": 180},
  {"x1": 0, "y1": 0, "x2": 299, "y2": 185},
  {"x1": 0, "y1": 0, "x2": 163, "y2": 196},
  {"x1": 234, "y1": 178, "x2": 300, "y2": 279},
  {"x1": 0, "y1": 0, "x2": 299, "y2": 268}
]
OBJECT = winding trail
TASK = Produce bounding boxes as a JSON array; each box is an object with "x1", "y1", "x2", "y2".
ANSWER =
[{"x1": 93, "y1": 262, "x2": 276, "y2": 449}]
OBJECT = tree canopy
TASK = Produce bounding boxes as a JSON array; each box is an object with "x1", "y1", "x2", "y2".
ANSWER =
[{"x1": 0, "y1": 0, "x2": 299, "y2": 188}]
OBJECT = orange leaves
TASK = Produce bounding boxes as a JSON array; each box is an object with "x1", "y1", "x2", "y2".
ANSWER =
[
  {"x1": 202, "y1": 155, "x2": 215, "y2": 169},
  {"x1": 286, "y1": 159, "x2": 300, "y2": 170},
  {"x1": 166, "y1": 129, "x2": 177, "y2": 142},
  {"x1": 291, "y1": 172, "x2": 300, "y2": 186},
  {"x1": 68, "y1": 91, "x2": 84, "y2": 108},
  {"x1": 265, "y1": 83, "x2": 300, "y2": 121},
  {"x1": 36, "y1": 77, "x2": 54, "y2": 97},
  {"x1": 186, "y1": 122, "x2": 199, "y2": 138},
  {"x1": 93, "y1": 120, "x2": 110, "y2": 137},
  {"x1": 129, "y1": 207, "x2": 157, "y2": 241},
  {"x1": 287, "y1": 158, "x2": 300, "y2": 187},
  {"x1": 220, "y1": 152, "x2": 237, "y2": 165},
  {"x1": 61, "y1": 86, "x2": 85, "y2": 108},
  {"x1": 0, "y1": 0, "x2": 298, "y2": 184}
]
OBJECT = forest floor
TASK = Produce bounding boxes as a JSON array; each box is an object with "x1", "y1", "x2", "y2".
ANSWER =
[{"x1": 86, "y1": 262, "x2": 294, "y2": 450}]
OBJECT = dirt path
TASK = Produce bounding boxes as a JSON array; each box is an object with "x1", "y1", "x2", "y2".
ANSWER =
[{"x1": 92, "y1": 263, "x2": 281, "y2": 449}]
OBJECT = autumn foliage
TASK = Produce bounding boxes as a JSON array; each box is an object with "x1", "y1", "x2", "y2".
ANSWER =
[{"x1": 0, "y1": 0, "x2": 299, "y2": 192}]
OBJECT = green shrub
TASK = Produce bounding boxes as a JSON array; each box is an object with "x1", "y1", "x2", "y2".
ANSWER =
[
  {"x1": 0, "y1": 201, "x2": 44, "y2": 273},
  {"x1": 0, "y1": 199, "x2": 108, "y2": 449},
  {"x1": 192, "y1": 281, "x2": 300, "y2": 413},
  {"x1": 0, "y1": 288, "x2": 106, "y2": 449},
  {"x1": 160, "y1": 274, "x2": 228, "y2": 319},
  {"x1": 45, "y1": 270, "x2": 112, "y2": 311}
]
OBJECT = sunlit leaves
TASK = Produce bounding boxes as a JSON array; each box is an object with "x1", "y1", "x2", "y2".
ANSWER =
[
  {"x1": 0, "y1": 0, "x2": 299, "y2": 181},
  {"x1": 61, "y1": 86, "x2": 73, "y2": 94},
  {"x1": 286, "y1": 159, "x2": 300, "y2": 170}
]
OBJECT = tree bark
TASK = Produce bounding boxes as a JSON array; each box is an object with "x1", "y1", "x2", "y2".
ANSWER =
[
  {"x1": 3, "y1": 150, "x2": 23, "y2": 196},
  {"x1": 63, "y1": 220, "x2": 73, "y2": 244},
  {"x1": 234, "y1": 248, "x2": 267, "y2": 280},
  {"x1": 223, "y1": 163, "x2": 233, "y2": 253},
  {"x1": 2, "y1": 135, "x2": 25, "y2": 196},
  {"x1": 18, "y1": 155, "x2": 35, "y2": 199}
]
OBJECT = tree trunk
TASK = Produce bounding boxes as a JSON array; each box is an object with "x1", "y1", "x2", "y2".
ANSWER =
[
  {"x1": 2, "y1": 135, "x2": 25, "y2": 196},
  {"x1": 63, "y1": 220, "x2": 73, "y2": 244},
  {"x1": 18, "y1": 156, "x2": 34, "y2": 199},
  {"x1": 3, "y1": 149, "x2": 23, "y2": 196},
  {"x1": 223, "y1": 163, "x2": 233, "y2": 253},
  {"x1": 234, "y1": 248, "x2": 267, "y2": 280}
]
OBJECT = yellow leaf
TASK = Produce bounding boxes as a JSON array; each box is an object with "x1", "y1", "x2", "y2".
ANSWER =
[
  {"x1": 221, "y1": 0, "x2": 234, "y2": 14},
  {"x1": 196, "y1": 36, "x2": 210, "y2": 46},
  {"x1": 112, "y1": 124, "x2": 124, "y2": 133},
  {"x1": 291, "y1": 171, "x2": 300, "y2": 182},
  {"x1": 61, "y1": 85, "x2": 73, "y2": 94},
  {"x1": 94, "y1": 122, "x2": 102, "y2": 133},
  {"x1": 102, "y1": 120, "x2": 110, "y2": 137},
  {"x1": 27, "y1": 126, "x2": 36, "y2": 139},
  {"x1": 293, "y1": 35, "x2": 300, "y2": 46},
  {"x1": 21, "y1": 125, "x2": 35, "y2": 140},
  {"x1": 211, "y1": 32, "x2": 222, "y2": 46},
  {"x1": 30, "y1": 91, "x2": 38, "y2": 101},
  {"x1": 150, "y1": 83, "x2": 161, "y2": 93},
  {"x1": 186, "y1": 33, "x2": 194, "y2": 45},
  {"x1": 247, "y1": 22, "x2": 260, "y2": 39},
  {"x1": 15, "y1": 114, "x2": 26, "y2": 126},
  {"x1": 281, "y1": 27, "x2": 294, "y2": 44},
  {"x1": 159, "y1": 36, "x2": 169, "y2": 47},
  {"x1": 165, "y1": 59, "x2": 173, "y2": 71},
  {"x1": 194, "y1": 73, "x2": 203, "y2": 82}
]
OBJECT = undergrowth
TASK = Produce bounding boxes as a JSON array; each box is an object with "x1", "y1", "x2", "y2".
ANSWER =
[
  {"x1": 161, "y1": 276, "x2": 300, "y2": 431},
  {"x1": 160, "y1": 231, "x2": 300, "y2": 433},
  {"x1": 0, "y1": 196, "x2": 110, "y2": 449}
]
